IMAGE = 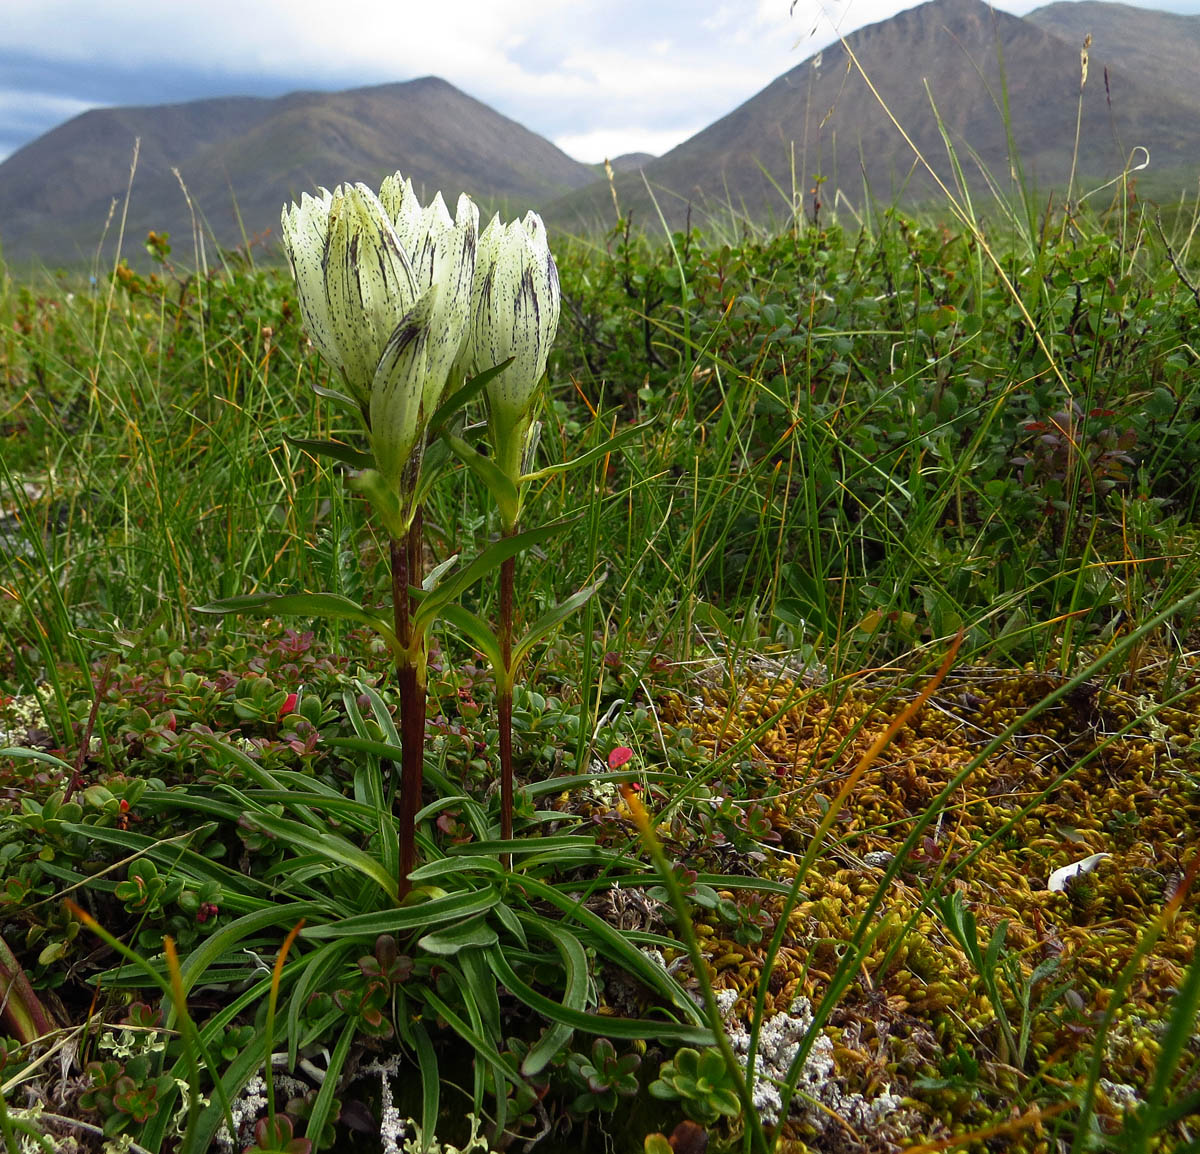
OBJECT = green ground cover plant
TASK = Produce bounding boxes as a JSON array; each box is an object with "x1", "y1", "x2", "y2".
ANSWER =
[{"x1": 0, "y1": 162, "x2": 1198, "y2": 1154}]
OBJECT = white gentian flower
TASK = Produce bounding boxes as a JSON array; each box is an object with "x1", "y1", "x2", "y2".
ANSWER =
[
  {"x1": 470, "y1": 210, "x2": 560, "y2": 485},
  {"x1": 404, "y1": 191, "x2": 479, "y2": 411},
  {"x1": 322, "y1": 183, "x2": 420, "y2": 408},
  {"x1": 280, "y1": 172, "x2": 480, "y2": 512}
]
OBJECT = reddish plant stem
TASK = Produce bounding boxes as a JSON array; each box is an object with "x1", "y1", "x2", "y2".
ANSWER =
[
  {"x1": 63, "y1": 654, "x2": 115, "y2": 805},
  {"x1": 390, "y1": 522, "x2": 426, "y2": 900},
  {"x1": 390, "y1": 534, "x2": 412, "y2": 651},
  {"x1": 498, "y1": 539, "x2": 515, "y2": 861}
]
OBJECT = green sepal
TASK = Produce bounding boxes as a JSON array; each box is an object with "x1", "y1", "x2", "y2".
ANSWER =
[
  {"x1": 523, "y1": 421, "x2": 651, "y2": 482},
  {"x1": 284, "y1": 435, "x2": 374, "y2": 471},
  {"x1": 194, "y1": 591, "x2": 398, "y2": 650},
  {"x1": 412, "y1": 434, "x2": 453, "y2": 511},
  {"x1": 351, "y1": 468, "x2": 409, "y2": 539}
]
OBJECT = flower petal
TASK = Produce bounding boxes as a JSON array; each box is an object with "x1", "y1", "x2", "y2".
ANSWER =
[
  {"x1": 369, "y1": 285, "x2": 438, "y2": 493},
  {"x1": 280, "y1": 189, "x2": 341, "y2": 370},
  {"x1": 323, "y1": 183, "x2": 418, "y2": 405},
  {"x1": 1047, "y1": 851, "x2": 1110, "y2": 892}
]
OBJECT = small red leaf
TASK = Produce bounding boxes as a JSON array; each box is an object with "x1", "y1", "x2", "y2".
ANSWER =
[{"x1": 608, "y1": 746, "x2": 633, "y2": 770}]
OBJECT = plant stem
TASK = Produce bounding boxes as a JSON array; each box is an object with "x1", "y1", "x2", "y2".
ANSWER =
[
  {"x1": 391, "y1": 522, "x2": 427, "y2": 900},
  {"x1": 499, "y1": 541, "x2": 515, "y2": 855}
]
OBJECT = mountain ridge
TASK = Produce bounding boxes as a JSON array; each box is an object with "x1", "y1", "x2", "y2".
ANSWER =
[
  {"x1": 543, "y1": 0, "x2": 1200, "y2": 233},
  {"x1": 0, "y1": 76, "x2": 598, "y2": 267},
  {"x1": 2, "y1": 0, "x2": 1198, "y2": 266}
]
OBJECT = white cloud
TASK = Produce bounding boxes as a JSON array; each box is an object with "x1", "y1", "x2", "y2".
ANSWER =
[
  {"x1": 554, "y1": 124, "x2": 709, "y2": 164},
  {"x1": 0, "y1": 88, "x2": 94, "y2": 126}
]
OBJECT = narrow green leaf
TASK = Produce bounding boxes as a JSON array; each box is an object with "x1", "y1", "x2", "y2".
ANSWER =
[
  {"x1": 194, "y1": 591, "x2": 393, "y2": 639},
  {"x1": 300, "y1": 889, "x2": 499, "y2": 939},
  {"x1": 422, "y1": 553, "x2": 460, "y2": 593},
  {"x1": 519, "y1": 923, "x2": 587, "y2": 1077},
  {"x1": 306, "y1": 1018, "x2": 358, "y2": 1150},
  {"x1": 245, "y1": 812, "x2": 399, "y2": 902},
  {"x1": 411, "y1": 1020, "x2": 441, "y2": 1152},
  {"x1": 413, "y1": 519, "x2": 573, "y2": 633},
  {"x1": 356, "y1": 681, "x2": 403, "y2": 748},
  {"x1": 407, "y1": 856, "x2": 505, "y2": 882},
  {"x1": 421, "y1": 987, "x2": 523, "y2": 1089},
  {"x1": 487, "y1": 947, "x2": 715, "y2": 1044},
  {"x1": 0, "y1": 747, "x2": 75, "y2": 773},
  {"x1": 523, "y1": 421, "x2": 651, "y2": 482},
  {"x1": 439, "y1": 605, "x2": 504, "y2": 672},
  {"x1": 309, "y1": 380, "x2": 359, "y2": 411},
  {"x1": 429, "y1": 358, "x2": 513, "y2": 432},
  {"x1": 510, "y1": 577, "x2": 606, "y2": 673},
  {"x1": 446, "y1": 433, "x2": 520, "y2": 515},
  {"x1": 284, "y1": 435, "x2": 373, "y2": 470}
]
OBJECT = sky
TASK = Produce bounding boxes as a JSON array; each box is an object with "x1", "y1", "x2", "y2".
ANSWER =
[{"x1": 2, "y1": 0, "x2": 1198, "y2": 166}]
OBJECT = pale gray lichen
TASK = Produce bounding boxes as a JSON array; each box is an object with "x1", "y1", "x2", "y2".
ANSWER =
[
  {"x1": 212, "y1": 1070, "x2": 310, "y2": 1153},
  {"x1": 722, "y1": 996, "x2": 912, "y2": 1138},
  {"x1": 361, "y1": 1057, "x2": 408, "y2": 1154},
  {"x1": 1098, "y1": 1079, "x2": 1141, "y2": 1110}
]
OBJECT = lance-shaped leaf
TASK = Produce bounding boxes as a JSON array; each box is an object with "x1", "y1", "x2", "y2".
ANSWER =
[
  {"x1": 284, "y1": 436, "x2": 374, "y2": 471},
  {"x1": 429, "y1": 358, "x2": 513, "y2": 435},
  {"x1": 240, "y1": 811, "x2": 399, "y2": 901},
  {"x1": 194, "y1": 592, "x2": 398, "y2": 650},
  {"x1": 523, "y1": 421, "x2": 652, "y2": 482},
  {"x1": 412, "y1": 519, "x2": 574, "y2": 634},
  {"x1": 421, "y1": 554, "x2": 460, "y2": 593},
  {"x1": 439, "y1": 605, "x2": 504, "y2": 673},
  {"x1": 446, "y1": 434, "x2": 521, "y2": 526},
  {"x1": 443, "y1": 579, "x2": 605, "y2": 690},
  {"x1": 308, "y1": 380, "x2": 360, "y2": 413},
  {"x1": 510, "y1": 577, "x2": 606, "y2": 673},
  {"x1": 485, "y1": 944, "x2": 714, "y2": 1046},
  {"x1": 417, "y1": 916, "x2": 500, "y2": 956}
]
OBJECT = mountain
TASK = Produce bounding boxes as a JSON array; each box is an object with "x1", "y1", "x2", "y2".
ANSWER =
[
  {"x1": 608, "y1": 153, "x2": 657, "y2": 175},
  {"x1": 0, "y1": 76, "x2": 598, "y2": 269},
  {"x1": 1026, "y1": 2, "x2": 1200, "y2": 106},
  {"x1": 544, "y1": 0, "x2": 1200, "y2": 234},
  {"x1": 4, "y1": 0, "x2": 1199, "y2": 266}
]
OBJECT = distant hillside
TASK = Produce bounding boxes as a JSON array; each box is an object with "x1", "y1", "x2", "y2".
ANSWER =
[
  {"x1": 608, "y1": 153, "x2": 656, "y2": 174},
  {"x1": 5, "y1": 1, "x2": 1198, "y2": 266},
  {"x1": 0, "y1": 76, "x2": 598, "y2": 269},
  {"x1": 545, "y1": 0, "x2": 1200, "y2": 235},
  {"x1": 1027, "y1": 2, "x2": 1200, "y2": 105}
]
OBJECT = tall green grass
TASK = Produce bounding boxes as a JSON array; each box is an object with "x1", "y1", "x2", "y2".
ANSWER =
[{"x1": 2, "y1": 147, "x2": 1199, "y2": 1151}]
